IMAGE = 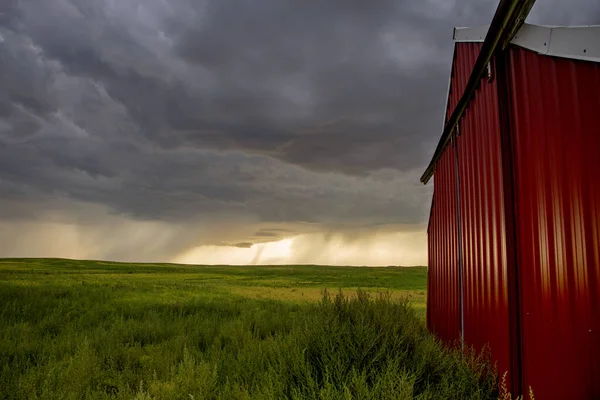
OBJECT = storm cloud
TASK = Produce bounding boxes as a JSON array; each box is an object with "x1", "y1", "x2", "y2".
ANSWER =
[{"x1": 1, "y1": 0, "x2": 598, "y2": 264}]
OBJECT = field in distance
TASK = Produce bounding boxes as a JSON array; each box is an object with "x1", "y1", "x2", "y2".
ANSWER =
[
  {"x1": 0, "y1": 259, "x2": 495, "y2": 400},
  {"x1": 1, "y1": 258, "x2": 428, "y2": 315}
]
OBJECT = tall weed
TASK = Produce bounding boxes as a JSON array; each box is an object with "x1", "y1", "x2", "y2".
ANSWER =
[{"x1": 0, "y1": 283, "x2": 496, "y2": 399}]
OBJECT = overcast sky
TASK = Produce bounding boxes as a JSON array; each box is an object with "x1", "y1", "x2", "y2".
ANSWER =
[{"x1": 1, "y1": 0, "x2": 598, "y2": 265}]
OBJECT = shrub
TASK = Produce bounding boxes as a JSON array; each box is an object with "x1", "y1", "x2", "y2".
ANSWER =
[{"x1": 0, "y1": 284, "x2": 497, "y2": 399}]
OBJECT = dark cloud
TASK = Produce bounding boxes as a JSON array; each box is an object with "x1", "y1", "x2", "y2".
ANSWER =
[
  {"x1": 1, "y1": 0, "x2": 496, "y2": 174},
  {"x1": 529, "y1": 0, "x2": 600, "y2": 24},
  {"x1": 233, "y1": 242, "x2": 254, "y2": 249},
  {"x1": 255, "y1": 230, "x2": 284, "y2": 238},
  {"x1": 0, "y1": 0, "x2": 598, "y2": 259}
]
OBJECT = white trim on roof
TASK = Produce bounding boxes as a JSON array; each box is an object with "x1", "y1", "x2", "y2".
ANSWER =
[
  {"x1": 454, "y1": 23, "x2": 600, "y2": 63},
  {"x1": 453, "y1": 26, "x2": 489, "y2": 42}
]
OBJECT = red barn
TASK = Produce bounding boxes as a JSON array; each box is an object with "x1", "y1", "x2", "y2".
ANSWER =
[{"x1": 421, "y1": 3, "x2": 600, "y2": 399}]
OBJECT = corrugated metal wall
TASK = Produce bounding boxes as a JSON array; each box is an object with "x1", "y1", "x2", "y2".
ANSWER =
[
  {"x1": 456, "y1": 61, "x2": 512, "y2": 381},
  {"x1": 429, "y1": 42, "x2": 513, "y2": 374},
  {"x1": 428, "y1": 43, "x2": 600, "y2": 398},
  {"x1": 427, "y1": 43, "x2": 481, "y2": 345},
  {"x1": 427, "y1": 147, "x2": 461, "y2": 344},
  {"x1": 446, "y1": 43, "x2": 481, "y2": 122},
  {"x1": 508, "y1": 47, "x2": 600, "y2": 399}
]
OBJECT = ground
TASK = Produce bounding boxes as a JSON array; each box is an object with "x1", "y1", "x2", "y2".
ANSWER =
[
  {"x1": 0, "y1": 258, "x2": 496, "y2": 400},
  {"x1": 0, "y1": 258, "x2": 428, "y2": 315}
]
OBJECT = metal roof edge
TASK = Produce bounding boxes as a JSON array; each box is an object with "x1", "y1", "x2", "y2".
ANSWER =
[
  {"x1": 420, "y1": 0, "x2": 537, "y2": 184},
  {"x1": 455, "y1": 24, "x2": 600, "y2": 62},
  {"x1": 454, "y1": 25, "x2": 490, "y2": 42},
  {"x1": 512, "y1": 24, "x2": 600, "y2": 63}
]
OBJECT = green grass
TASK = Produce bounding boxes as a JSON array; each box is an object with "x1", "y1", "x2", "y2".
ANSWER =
[
  {"x1": 0, "y1": 258, "x2": 496, "y2": 399},
  {"x1": 0, "y1": 258, "x2": 428, "y2": 317}
]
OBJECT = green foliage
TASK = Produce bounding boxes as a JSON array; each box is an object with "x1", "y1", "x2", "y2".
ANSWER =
[{"x1": 0, "y1": 259, "x2": 495, "y2": 399}]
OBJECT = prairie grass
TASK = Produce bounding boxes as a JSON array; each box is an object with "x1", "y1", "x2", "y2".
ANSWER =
[{"x1": 0, "y1": 258, "x2": 496, "y2": 399}]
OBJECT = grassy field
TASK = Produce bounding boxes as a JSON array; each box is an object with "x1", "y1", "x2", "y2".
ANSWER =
[{"x1": 0, "y1": 258, "x2": 496, "y2": 399}]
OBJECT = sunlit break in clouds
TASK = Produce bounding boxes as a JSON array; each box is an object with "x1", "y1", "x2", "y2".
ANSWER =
[
  {"x1": 1, "y1": 0, "x2": 598, "y2": 265},
  {"x1": 174, "y1": 232, "x2": 426, "y2": 266}
]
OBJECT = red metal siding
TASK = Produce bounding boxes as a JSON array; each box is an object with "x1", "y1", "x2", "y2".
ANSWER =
[
  {"x1": 430, "y1": 42, "x2": 513, "y2": 373},
  {"x1": 427, "y1": 42, "x2": 482, "y2": 345},
  {"x1": 456, "y1": 70, "x2": 512, "y2": 381},
  {"x1": 427, "y1": 147, "x2": 461, "y2": 344},
  {"x1": 446, "y1": 43, "x2": 482, "y2": 123},
  {"x1": 509, "y1": 47, "x2": 600, "y2": 399}
]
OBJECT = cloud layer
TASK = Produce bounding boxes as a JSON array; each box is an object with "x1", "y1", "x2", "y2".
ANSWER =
[{"x1": 1, "y1": 0, "x2": 598, "y2": 264}]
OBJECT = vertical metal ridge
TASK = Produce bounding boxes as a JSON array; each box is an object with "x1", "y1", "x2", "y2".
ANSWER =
[
  {"x1": 495, "y1": 49, "x2": 523, "y2": 397},
  {"x1": 453, "y1": 131, "x2": 465, "y2": 348}
]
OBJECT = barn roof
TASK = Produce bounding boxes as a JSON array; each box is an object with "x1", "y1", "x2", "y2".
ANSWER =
[
  {"x1": 455, "y1": 24, "x2": 600, "y2": 63},
  {"x1": 420, "y1": 0, "x2": 600, "y2": 184}
]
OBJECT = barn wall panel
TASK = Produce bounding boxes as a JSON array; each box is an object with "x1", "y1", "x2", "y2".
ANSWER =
[
  {"x1": 456, "y1": 70, "x2": 512, "y2": 380},
  {"x1": 446, "y1": 43, "x2": 482, "y2": 124},
  {"x1": 428, "y1": 43, "x2": 513, "y2": 377},
  {"x1": 427, "y1": 42, "x2": 481, "y2": 345},
  {"x1": 427, "y1": 147, "x2": 461, "y2": 344},
  {"x1": 509, "y1": 47, "x2": 600, "y2": 399}
]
